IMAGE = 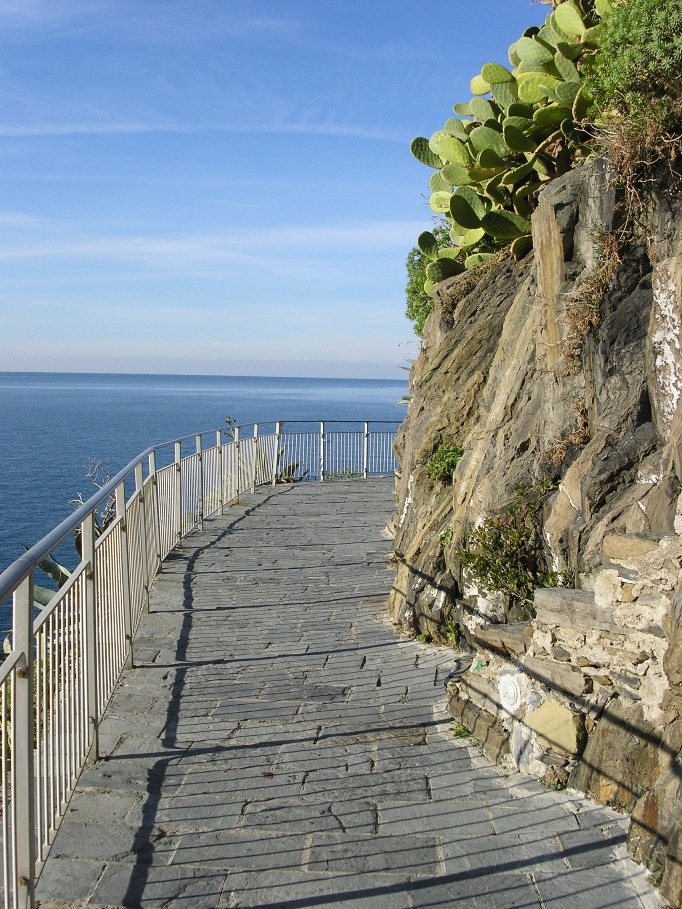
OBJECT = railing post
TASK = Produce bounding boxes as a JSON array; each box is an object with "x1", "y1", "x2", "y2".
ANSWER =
[
  {"x1": 134, "y1": 463, "x2": 150, "y2": 614},
  {"x1": 13, "y1": 573, "x2": 35, "y2": 909},
  {"x1": 82, "y1": 512, "x2": 99, "y2": 762},
  {"x1": 320, "y1": 421, "x2": 325, "y2": 482},
  {"x1": 234, "y1": 426, "x2": 241, "y2": 505},
  {"x1": 195, "y1": 434, "x2": 204, "y2": 531},
  {"x1": 251, "y1": 424, "x2": 259, "y2": 493},
  {"x1": 363, "y1": 421, "x2": 369, "y2": 479},
  {"x1": 216, "y1": 430, "x2": 225, "y2": 514},
  {"x1": 148, "y1": 451, "x2": 162, "y2": 576},
  {"x1": 115, "y1": 482, "x2": 134, "y2": 668},
  {"x1": 174, "y1": 441, "x2": 182, "y2": 546},
  {"x1": 271, "y1": 421, "x2": 282, "y2": 487}
]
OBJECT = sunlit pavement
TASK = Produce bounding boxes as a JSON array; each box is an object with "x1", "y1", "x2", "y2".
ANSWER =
[{"x1": 37, "y1": 480, "x2": 658, "y2": 909}]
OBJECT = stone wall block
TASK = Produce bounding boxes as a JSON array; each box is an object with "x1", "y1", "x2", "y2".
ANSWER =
[
  {"x1": 472, "y1": 622, "x2": 532, "y2": 657},
  {"x1": 523, "y1": 655, "x2": 589, "y2": 698},
  {"x1": 569, "y1": 699, "x2": 660, "y2": 808},
  {"x1": 535, "y1": 587, "x2": 621, "y2": 633},
  {"x1": 525, "y1": 698, "x2": 585, "y2": 757}
]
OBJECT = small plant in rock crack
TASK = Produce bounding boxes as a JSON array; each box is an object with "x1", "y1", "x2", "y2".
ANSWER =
[
  {"x1": 417, "y1": 632, "x2": 432, "y2": 644},
  {"x1": 444, "y1": 620, "x2": 460, "y2": 648},
  {"x1": 545, "y1": 401, "x2": 590, "y2": 467},
  {"x1": 439, "y1": 527, "x2": 454, "y2": 549},
  {"x1": 426, "y1": 444, "x2": 464, "y2": 482},
  {"x1": 460, "y1": 480, "x2": 570, "y2": 619},
  {"x1": 452, "y1": 722, "x2": 470, "y2": 738},
  {"x1": 562, "y1": 231, "x2": 622, "y2": 374}
]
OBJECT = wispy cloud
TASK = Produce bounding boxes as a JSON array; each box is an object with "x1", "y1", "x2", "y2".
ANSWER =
[
  {"x1": 0, "y1": 0, "x2": 116, "y2": 41},
  {"x1": 0, "y1": 220, "x2": 423, "y2": 266},
  {"x1": 0, "y1": 118, "x2": 404, "y2": 143}
]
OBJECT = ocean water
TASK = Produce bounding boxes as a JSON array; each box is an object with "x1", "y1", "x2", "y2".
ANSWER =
[{"x1": 0, "y1": 372, "x2": 406, "y2": 583}]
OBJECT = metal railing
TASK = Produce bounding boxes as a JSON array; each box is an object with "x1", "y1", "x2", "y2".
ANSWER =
[{"x1": 0, "y1": 419, "x2": 399, "y2": 908}]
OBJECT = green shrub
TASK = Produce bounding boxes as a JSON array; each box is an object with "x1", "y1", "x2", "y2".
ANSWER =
[
  {"x1": 405, "y1": 246, "x2": 434, "y2": 336},
  {"x1": 439, "y1": 527, "x2": 454, "y2": 549},
  {"x1": 585, "y1": 0, "x2": 682, "y2": 135},
  {"x1": 444, "y1": 619, "x2": 460, "y2": 647},
  {"x1": 460, "y1": 481, "x2": 570, "y2": 617},
  {"x1": 426, "y1": 444, "x2": 464, "y2": 482},
  {"x1": 405, "y1": 221, "x2": 452, "y2": 335}
]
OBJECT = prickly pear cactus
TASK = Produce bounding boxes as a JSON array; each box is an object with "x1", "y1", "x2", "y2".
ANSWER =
[{"x1": 411, "y1": 0, "x2": 605, "y2": 285}]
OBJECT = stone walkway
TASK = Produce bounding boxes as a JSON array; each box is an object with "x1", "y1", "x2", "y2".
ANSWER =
[{"x1": 37, "y1": 480, "x2": 658, "y2": 908}]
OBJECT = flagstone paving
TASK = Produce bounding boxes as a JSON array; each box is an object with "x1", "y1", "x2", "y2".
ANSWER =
[{"x1": 36, "y1": 479, "x2": 659, "y2": 908}]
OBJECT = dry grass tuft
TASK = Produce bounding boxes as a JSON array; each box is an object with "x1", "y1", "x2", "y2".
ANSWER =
[
  {"x1": 562, "y1": 231, "x2": 621, "y2": 373},
  {"x1": 592, "y1": 109, "x2": 682, "y2": 228},
  {"x1": 545, "y1": 401, "x2": 590, "y2": 468}
]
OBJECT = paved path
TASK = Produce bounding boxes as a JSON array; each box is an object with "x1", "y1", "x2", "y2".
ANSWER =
[{"x1": 37, "y1": 480, "x2": 657, "y2": 909}]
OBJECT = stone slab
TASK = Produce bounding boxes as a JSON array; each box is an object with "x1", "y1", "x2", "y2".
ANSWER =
[
  {"x1": 534, "y1": 587, "x2": 622, "y2": 634},
  {"x1": 306, "y1": 832, "x2": 441, "y2": 876},
  {"x1": 34, "y1": 480, "x2": 658, "y2": 908}
]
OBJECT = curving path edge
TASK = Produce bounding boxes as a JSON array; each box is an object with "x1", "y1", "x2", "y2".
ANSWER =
[{"x1": 37, "y1": 479, "x2": 659, "y2": 909}]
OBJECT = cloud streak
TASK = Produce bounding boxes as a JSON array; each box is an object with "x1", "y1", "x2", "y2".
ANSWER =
[
  {"x1": 0, "y1": 118, "x2": 404, "y2": 143},
  {"x1": 0, "y1": 220, "x2": 423, "y2": 265}
]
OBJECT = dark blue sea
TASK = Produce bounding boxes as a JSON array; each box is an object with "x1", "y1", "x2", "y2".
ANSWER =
[{"x1": 0, "y1": 372, "x2": 406, "y2": 589}]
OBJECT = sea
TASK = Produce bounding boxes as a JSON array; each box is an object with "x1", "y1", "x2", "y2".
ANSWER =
[{"x1": 0, "y1": 372, "x2": 406, "y2": 608}]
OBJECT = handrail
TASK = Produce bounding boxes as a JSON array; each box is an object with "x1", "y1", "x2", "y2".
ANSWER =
[
  {"x1": 0, "y1": 418, "x2": 400, "y2": 909},
  {"x1": 0, "y1": 428, "x2": 221, "y2": 603}
]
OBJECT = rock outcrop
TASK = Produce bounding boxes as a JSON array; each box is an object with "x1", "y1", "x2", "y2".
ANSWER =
[{"x1": 390, "y1": 160, "x2": 682, "y2": 904}]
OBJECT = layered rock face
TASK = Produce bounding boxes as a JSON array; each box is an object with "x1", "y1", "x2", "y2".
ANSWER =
[{"x1": 390, "y1": 161, "x2": 682, "y2": 904}]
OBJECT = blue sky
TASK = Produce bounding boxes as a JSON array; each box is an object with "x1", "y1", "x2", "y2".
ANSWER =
[{"x1": 0, "y1": 0, "x2": 546, "y2": 379}]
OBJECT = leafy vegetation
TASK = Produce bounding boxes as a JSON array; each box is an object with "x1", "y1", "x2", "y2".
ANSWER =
[
  {"x1": 405, "y1": 0, "x2": 681, "y2": 330},
  {"x1": 584, "y1": 0, "x2": 682, "y2": 142},
  {"x1": 444, "y1": 619, "x2": 460, "y2": 648},
  {"x1": 405, "y1": 221, "x2": 452, "y2": 335},
  {"x1": 426, "y1": 444, "x2": 464, "y2": 482},
  {"x1": 409, "y1": 0, "x2": 603, "y2": 291},
  {"x1": 460, "y1": 481, "x2": 570, "y2": 618},
  {"x1": 439, "y1": 527, "x2": 454, "y2": 550},
  {"x1": 561, "y1": 229, "x2": 621, "y2": 371},
  {"x1": 452, "y1": 722, "x2": 470, "y2": 738}
]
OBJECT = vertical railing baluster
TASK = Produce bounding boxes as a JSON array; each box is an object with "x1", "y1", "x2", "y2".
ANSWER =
[
  {"x1": 174, "y1": 441, "x2": 182, "y2": 546},
  {"x1": 216, "y1": 430, "x2": 224, "y2": 514},
  {"x1": 363, "y1": 422, "x2": 369, "y2": 479},
  {"x1": 82, "y1": 513, "x2": 99, "y2": 764},
  {"x1": 234, "y1": 427, "x2": 241, "y2": 503},
  {"x1": 116, "y1": 482, "x2": 134, "y2": 668},
  {"x1": 13, "y1": 573, "x2": 35, "y2": 909},
  {"x1": 195, "y1": 434, "x2": 204, "y2": 532},
  {"x1": 320, "y1": 421, "x2": 325, "y2": 482},
  {"x1": 2, "y1": 675, "x2": 10, "y2": 909},
  {"x1": 149, "y1": 451, "x2": 162, "y2": 577},
  {"x1": 251, "y1": 424, "x2": 259, "y2": 493},
  {"x1": 134, "y1": 463, "x2": 150, "y2": 614},
  {"x1": 271, "y1": 421, "x2": 282, "y2": 487}
]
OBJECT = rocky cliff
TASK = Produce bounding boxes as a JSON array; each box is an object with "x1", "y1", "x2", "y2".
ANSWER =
[{"x1": 389, "y1": 160, "x2": 682, "y2": 905}]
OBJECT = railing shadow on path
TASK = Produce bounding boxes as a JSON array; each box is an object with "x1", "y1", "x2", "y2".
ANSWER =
[{"x1": 88, "y1": 483, "x2": 652, "y2": 909}]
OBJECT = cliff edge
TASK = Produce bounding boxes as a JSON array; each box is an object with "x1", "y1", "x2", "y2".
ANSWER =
[{"x1": 390, "y1": 160, "x2": 682, "y2": 904}]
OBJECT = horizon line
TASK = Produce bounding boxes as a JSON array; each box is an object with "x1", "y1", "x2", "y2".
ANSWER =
[{"x1": 0, "y1": 368, "x2": 407, "y2": 383}]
